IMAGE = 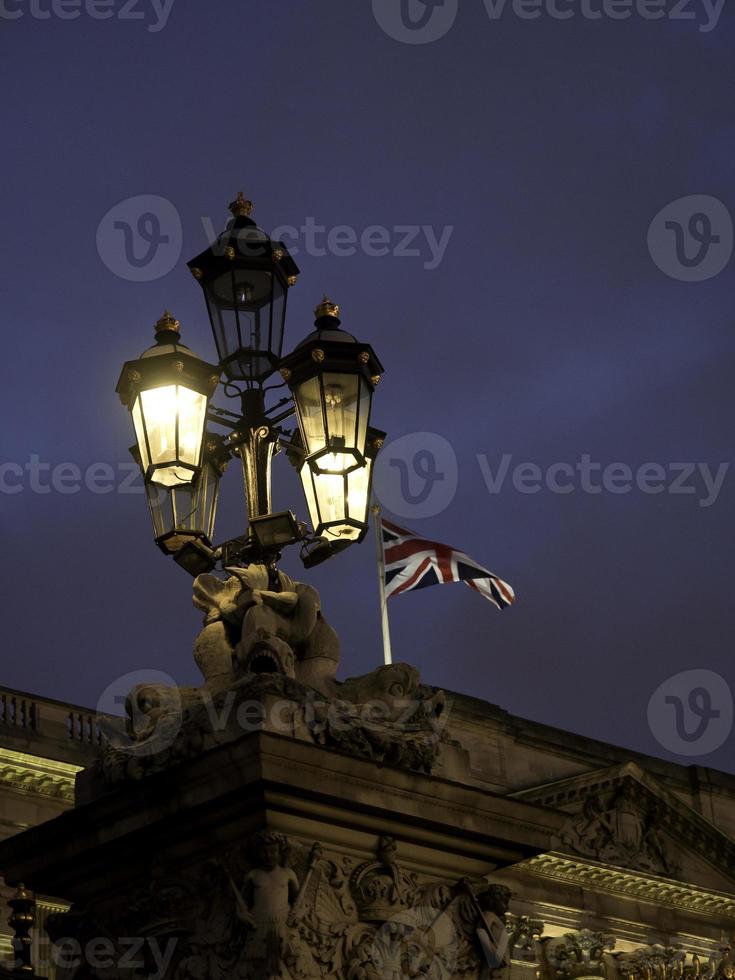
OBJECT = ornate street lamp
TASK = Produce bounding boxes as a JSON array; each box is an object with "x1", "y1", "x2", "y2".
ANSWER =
[
  {"x1": 279, "y1": 298, "x2": 383, "y2": 476},
  {"x1": 116, "y1": 312, "x2": 219, "y2": 487},
  {"x1": 117, "y1": 194, "x2": 385, "y2": 574}
]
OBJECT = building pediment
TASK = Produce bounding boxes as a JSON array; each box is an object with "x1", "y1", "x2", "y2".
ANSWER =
[{"x1": 511, "y1": 762, "x2": 735, "y2": 891}]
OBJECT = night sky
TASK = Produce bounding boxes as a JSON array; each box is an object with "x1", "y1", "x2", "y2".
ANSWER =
[{"x1": 1, "y1": 1, "x2": 734, "y2": 773}]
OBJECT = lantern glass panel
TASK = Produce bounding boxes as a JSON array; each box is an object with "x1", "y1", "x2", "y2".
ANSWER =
[
  {"x1": 295, "y1": 373, "x2": 373, "y2": 475},
  {"x1": 320, "y1": 373, "x2": 372, "y2": 474},
  {"x1": 322, "y1": 372, "x2": 358, "y2": 467},
  {"x1": 146, "y1": 460, "x2": 221, "y2": 554},
  {"x1": 132, "y1": 385, "x2": 207, "y2": 487},
  {"x1": 346, "y1": 459, "x2": 371, "y2": 526},
  {"x1": 204, "y1": 268, "x2": 286, "y2": 382},
  {"x1": 300, "y1": 463, "x2": 320, "y2": 530},
  {"x1": 296, "y1": 376, "x2": 327, "y2": 457},
  {"x1": 300, "y1": 458, "x2": 372, "y2": 542}
]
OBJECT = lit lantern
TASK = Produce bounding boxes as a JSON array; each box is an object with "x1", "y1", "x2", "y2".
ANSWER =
[
  {"x1": 187, "y1": 193, "x2": 299, "y2": 384},
  {"x1": 279, "y1": 298, "x2": 383, "y2": 476},
  {"x1": 117, "y1": 312, "x2": 219, "y2": 487},
  {"x1": 131, "y1": 434, "x2": 230, "y2": 557},
  {"x1": 298, "y1": 428, "x2": 385, "y2": 543}
]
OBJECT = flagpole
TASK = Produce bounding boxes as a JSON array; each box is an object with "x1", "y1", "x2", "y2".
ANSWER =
[{"x1": 371, "y1": 502, "x2": 393, "y2": 666}]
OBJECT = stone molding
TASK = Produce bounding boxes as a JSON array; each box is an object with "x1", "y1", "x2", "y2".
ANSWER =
[
  {"x1": 517, "y1": 852, "x2": 735, "y2": 917},
  {"x1": 0, "y1": 749, "x2": 78, "y2": 804}
]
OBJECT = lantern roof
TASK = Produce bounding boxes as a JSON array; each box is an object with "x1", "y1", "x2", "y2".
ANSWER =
[
  {"x1": 187, "y1": 193, "x2": 300, "y2": 287},
  {"x1": 137, "y1": 311, "x2": 206, "y2": 361},
  {"x1": 282, "y1": 297, "x2": 384, "y2": 382},
  {"x1": 294, "y1": 296, "x2": 360, "y2": 348},
  {"x1": 116, "y1": 311, "x2": 220, "y2": 408}
]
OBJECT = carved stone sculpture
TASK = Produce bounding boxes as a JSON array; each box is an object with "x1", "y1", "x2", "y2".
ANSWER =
[
  {"x1": 44, "y1": 834, "x2": 509, "y2": 980},
  {"x1": 543, "y1": 930, "x2": 616, "y2": 980},
  {"x1": 85, "y1": 566, "x2": 449, "y2": 794},
  {"x1": 505, "y1": 913, "x2": 544, "y2": 964},
  {"x1": 616, "y1": 946, "x2": 687, "y2": 980},
  {"x1": 700, "y1": 944, "x2": 735, "y2": 980},
  {"x1": 193, "y1": 566, "x2": 341, "y2": 697},
  {"x1": 559, "y1": 781, "x2": 680, "y2": 878}
]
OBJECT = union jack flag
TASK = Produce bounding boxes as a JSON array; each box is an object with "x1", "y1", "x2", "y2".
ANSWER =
[{"x1": 381, "y1": 518, "x2": 516, "y2": 611}]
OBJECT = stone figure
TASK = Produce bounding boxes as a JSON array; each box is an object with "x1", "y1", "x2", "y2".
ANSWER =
[
  {"x1": 88, "y1": 564, "x2": 449, "y2": 791},
  {"x1": 227, "y1": 832, "x2": 318, "y2": 980},
  {"x1": 560, "y1": 781, "x2": 680, "y2": 878},
  {"x1": 193, "y1": 565, "x2": 340, "y2": 696}
]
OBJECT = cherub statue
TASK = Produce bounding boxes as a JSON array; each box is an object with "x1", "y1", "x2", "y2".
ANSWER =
[{"x1": 228, "y1": 832, "x2": 319, "y2": 980}]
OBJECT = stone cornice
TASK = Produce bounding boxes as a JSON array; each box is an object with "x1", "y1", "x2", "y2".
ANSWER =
[
  {"x1": 0, "y1": 748, "x2": 79, "y2": 804},
  {"x1": 0, "y1": 731, "x2": 567, "y2": 898},
  {"x1": 517, "y1": 852, "x2": 735, "y2": 917}
]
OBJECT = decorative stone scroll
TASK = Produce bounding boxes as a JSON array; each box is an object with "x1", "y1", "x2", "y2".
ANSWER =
[
  {"x1": 616, "y1": 946, "x2": 687, "y2": 980},
  {"x1": 505, "y1": 913, "x2": 544, "y2": 964},
  {"x1": 542, "y1": 929, "x2": 616, "y2": 980}
]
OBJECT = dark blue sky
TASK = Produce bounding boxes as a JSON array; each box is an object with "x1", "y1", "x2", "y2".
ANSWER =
[{"x1": 1, "y1": 1, "x2": 734, "y2": 771}]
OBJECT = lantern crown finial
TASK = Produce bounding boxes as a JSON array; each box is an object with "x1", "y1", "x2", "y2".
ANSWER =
[
  {"x1": 315, "y1": 295, "x2": 341, "y2": 323},
  {"x1": 229, "y1": 191, "x2": 254, "y2": 218},
  {"x1": 155, "y1": 310, "x2": 181, "y2": 341}
]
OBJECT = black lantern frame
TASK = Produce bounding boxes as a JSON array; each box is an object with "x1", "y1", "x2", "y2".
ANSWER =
[
  {"x1": 116, "y1": 312, "x2": 220, "y2": 488},
  {"x1": 187, "y1": 194, "x2": 299, "y2": 386},
  {"x1": 279, "y1": 299, "x2": 383, "y2": 477},
  {"x1": 131, "y1": 434, "x2": 230, "y2": 557},
  {"x1": 294, "y1": 427, "x2": 385, "y2": 544}
]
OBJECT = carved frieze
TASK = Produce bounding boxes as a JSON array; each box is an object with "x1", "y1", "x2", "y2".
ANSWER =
[
  {"x1": 44, "y1": 833, "x2": 511, "y2": 980},
  {"x1": 559, "y1": 782, "x2": 679, "y2": 878}
]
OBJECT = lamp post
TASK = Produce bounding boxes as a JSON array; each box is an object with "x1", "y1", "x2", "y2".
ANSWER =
[{"x1": 117, "y1": 194, "x2": 385, "y2": 575}]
